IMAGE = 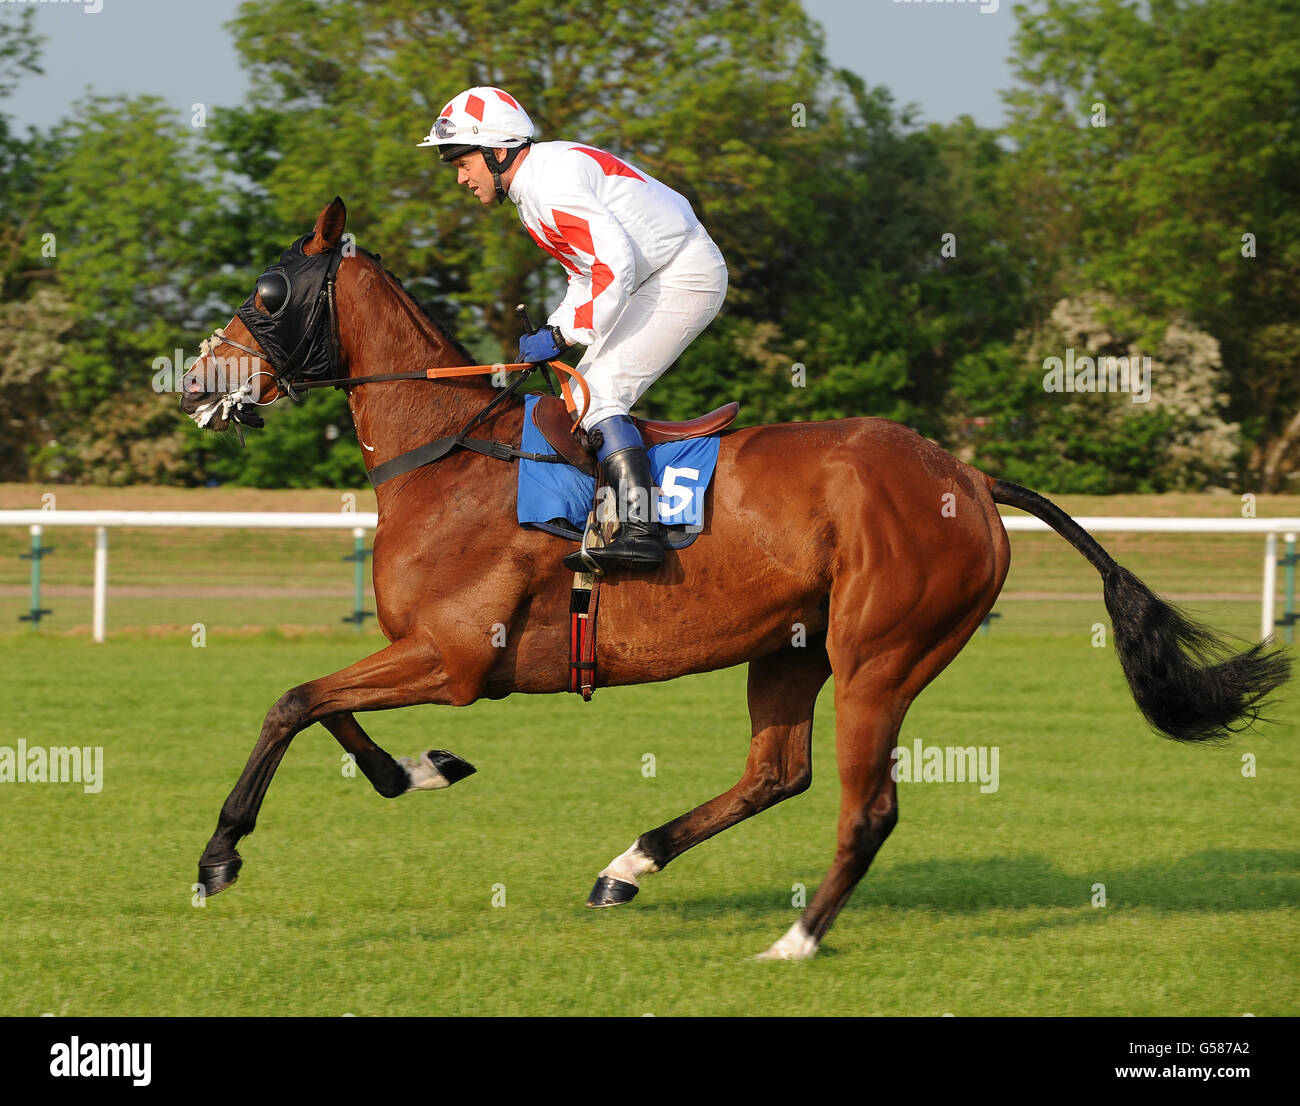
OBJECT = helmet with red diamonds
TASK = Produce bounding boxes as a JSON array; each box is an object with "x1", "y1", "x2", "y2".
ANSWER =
[{"x1": 417, "y1": 86, "x2": 534, "y2": 163}]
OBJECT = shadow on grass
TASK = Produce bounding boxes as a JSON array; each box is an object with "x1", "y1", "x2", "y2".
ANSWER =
[{"x1": 631, "y1": 848, "x2": 1300, "y2": 932}]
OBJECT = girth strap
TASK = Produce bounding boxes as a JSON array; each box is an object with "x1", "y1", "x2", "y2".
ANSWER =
[
  {"x1": 368, "y1": 434, "x2": 564, "y2": 486},
  {"x1": 569, "y1": 570, "x2": 600, "y2": 700}
]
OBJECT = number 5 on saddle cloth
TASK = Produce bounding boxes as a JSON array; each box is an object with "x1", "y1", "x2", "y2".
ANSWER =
[{"x1": 515, "y1": 394, "x2": 721, "y2": 541}]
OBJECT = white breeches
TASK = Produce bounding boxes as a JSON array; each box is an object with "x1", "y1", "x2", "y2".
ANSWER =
[{"x1": 575, "y1": 226, "x2": 728, "y2": 431}]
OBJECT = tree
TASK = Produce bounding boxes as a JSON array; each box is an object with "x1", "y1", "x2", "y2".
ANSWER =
[
  {"x1": 1002, "y1": 0, "x2": 1300, "y2": 488},
  {"x1": 0, "y1": 287, "x2": 74, "y2": 479},
  {"x1": 948, "y1": 293, "x2": 1239, "y2": 493},
  {"x1": 26, "y1": 95, "x2": 232, "y2": 482},
  {"x1": 0, "y1": 7, "x2": 44, "y2": 302}
]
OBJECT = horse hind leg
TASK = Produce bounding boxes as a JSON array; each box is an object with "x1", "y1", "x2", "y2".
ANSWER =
[
  {"x1": 587, "y1": 638, "x2": 832, "y2": 907},
  {"x1": 758, "y1": 560, "x2": 1001, "y2": 960},
  {"x1": 756, "y1": 666, "x2": 904, "y2": 960}
]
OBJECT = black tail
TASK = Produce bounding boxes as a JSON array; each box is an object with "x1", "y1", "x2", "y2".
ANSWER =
[{"x1": 991, "y1": 479, "x2": 1291, "y2": 743}]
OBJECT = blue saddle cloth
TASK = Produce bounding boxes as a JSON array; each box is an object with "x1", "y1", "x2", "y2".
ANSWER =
[{"x1": 516, "y1": 393, "x2": 720, "y2": 535}]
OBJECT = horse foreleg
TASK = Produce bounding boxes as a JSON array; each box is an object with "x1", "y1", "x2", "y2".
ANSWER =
[
  {"x1": 587, "y1": 639, "x2": 831, "y2": 907},
  {"x1": 319, "y1": 712, "x2": 476, "y2": 797},
  {"x1": 197, "y1": 636, "x2": 481, "y2": 896}
]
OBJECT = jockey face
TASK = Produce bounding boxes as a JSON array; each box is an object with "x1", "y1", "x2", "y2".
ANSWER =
[
  {"x1": 453, "y1": 148, "x2": 502, "y2": 205},
  {"x1": 453, "y1": 146, "x2": 527, "y2": 205}
]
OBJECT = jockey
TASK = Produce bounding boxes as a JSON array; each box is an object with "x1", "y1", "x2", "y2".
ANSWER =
[{"x1": 418, "y1": 86, "x2": 728, "y2": 572}]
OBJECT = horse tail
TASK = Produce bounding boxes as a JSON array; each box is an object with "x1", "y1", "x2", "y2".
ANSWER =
[{"x1": 988, "y1": 477, "x2": 1291, "y2": 743}]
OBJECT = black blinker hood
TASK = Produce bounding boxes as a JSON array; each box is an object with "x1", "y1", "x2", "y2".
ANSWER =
[{"x1": 235, "y1": 233, "x2": 345, "y2": 385}]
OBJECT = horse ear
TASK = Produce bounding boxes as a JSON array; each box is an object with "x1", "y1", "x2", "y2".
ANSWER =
[{"x1": 307, "y1": 197, "x2": 347, "y2": 254}]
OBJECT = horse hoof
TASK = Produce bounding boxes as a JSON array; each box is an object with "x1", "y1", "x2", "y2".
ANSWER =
[
  {"x1": 586, "y1": 875, "x2": 638, "y2": 908},
  {"x1": 753, "y1": 922, "x2": 819, "y2": 961},
  {"x1": 197, "y1": 857, "x2": 242, "y2": 897},
  {"x1": 400, "y1": 750, "x2": 477, "y2": 792},
  {"x1": 427, "y1": 749, "x2": 476, "y2": 785}
]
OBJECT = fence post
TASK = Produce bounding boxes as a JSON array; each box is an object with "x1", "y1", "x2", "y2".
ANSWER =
[
  {"x1": 1283, "y1": 533, "x2": 1296, "y2": 645},
  {"x1": 341, "y1": 526, "x2": 373, "y2": 631},
  {"x1": 93, "y1": 526, "x2": 108, "y2": 644},
  {"x1": 19, "y1": 523, "x2": 53, "y2": 627},
  {"x1": 1261, "y1": 531, "x2": 1278, "y2": 645}
]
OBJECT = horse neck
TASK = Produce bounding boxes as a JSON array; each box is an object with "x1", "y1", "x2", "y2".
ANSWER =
[{"x1": 337, "y1": 257, "x2": 506, "y2": 469}]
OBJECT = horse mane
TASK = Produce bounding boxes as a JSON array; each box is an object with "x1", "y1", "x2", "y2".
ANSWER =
[{"x1": 368, "y1": 256, "x2": 479, "y2": 367}]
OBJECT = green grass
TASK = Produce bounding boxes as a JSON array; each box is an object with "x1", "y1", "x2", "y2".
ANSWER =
[{"x1": 1, "y1": 631, "x2": 1296, "y2": 1016}]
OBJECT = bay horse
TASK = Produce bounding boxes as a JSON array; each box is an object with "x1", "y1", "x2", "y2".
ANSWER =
[{"x1": 181, "y1": 198, "x2": 1290, "y2": 960}]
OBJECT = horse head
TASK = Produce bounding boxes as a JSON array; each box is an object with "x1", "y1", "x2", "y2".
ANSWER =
[{"x1": 180, "y1": 197, "x2": 351, "y2": 433}]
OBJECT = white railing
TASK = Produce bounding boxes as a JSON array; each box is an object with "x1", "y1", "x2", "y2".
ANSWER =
[
  {"x1": 1, "y1": 510, "x2": 1297, "y2": 644},
  {"x1": 0, "y1": 510, "x2": 378, "y2": 529},
  {"x1": 998, "y1": 517, "x2": 1299, "y2": 643},
  {"x1": 0, "y1": 510, "x2": 376, "y2": 642}
]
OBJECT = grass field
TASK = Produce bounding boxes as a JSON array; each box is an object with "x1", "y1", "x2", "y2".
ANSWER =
[
  {"x1": 2, "y1": 484, "x2": 1297, "y2": 1016},
  {"x1": 2, "y1": 630, "x2": 1296, "y2": 1017}
]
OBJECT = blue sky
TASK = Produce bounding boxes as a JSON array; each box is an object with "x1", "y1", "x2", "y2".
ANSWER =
[{"x1": 4, "y1": 0, "x2": 1019, "y2": 134}]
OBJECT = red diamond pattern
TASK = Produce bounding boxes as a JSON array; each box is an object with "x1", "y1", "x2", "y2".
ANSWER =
[{"x1": 571, "y1": 146, "x2": 644, "y2": 181}]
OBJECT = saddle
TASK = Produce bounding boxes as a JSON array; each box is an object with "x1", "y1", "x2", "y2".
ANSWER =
[{"x1": 531, "y1": 395, "x2": 740, "y2": 475}]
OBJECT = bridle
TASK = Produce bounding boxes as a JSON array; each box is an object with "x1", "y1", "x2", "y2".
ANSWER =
[
  {"x1": 191, "y1": 238, "x2": 591, "y2": 484},
  {"x1": 233, "y1": 232, "x2": 347, "y2": 401},
  {"x1": 189, "y1": 233, "x2": 347, "y2": 429}
]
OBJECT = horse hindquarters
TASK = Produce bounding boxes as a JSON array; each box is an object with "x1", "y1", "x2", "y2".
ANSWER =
[{"x1": 761, "y1": 437, "x2": 1010, "y2": 957}]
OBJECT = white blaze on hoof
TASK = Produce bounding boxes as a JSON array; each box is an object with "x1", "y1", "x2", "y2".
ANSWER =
[
  {"x1": 397, "y1": 752, "x2": 451, "y2": 792},
  {"x1": 755, "y1": 921, "x2": 819, "y2": 961},
  {"x1": 599, "y1": 842, "x2": 659, "y2": 888}
]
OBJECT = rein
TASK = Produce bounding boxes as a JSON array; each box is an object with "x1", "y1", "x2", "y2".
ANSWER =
[
  {"x1": 293, "y1": 357, "x2": 589, "y2": 423},
  {"x1": 300, "y1": 358, "x2": 592, "y2": 487},
  {"x1": 360, "y1": 360, "x2": 587, "y2": 487}
]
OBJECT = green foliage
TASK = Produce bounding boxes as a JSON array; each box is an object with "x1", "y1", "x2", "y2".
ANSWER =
[
  {"x1": 221, "y1": 0, "x2": 833, "y2": 351},
  {"x1": 949, "y1": 295, "x2": 1238, "y2": 493},
  {"x1": 1002, "y1": 0, "x2": 1300, "y2": 488},
  {"x1": 0, "y1": 287, "x2": 73, "y2": 479},
  {"x1": 0, "y1": 8, "x2": 43, "y2": 301},
  {"x1": 4, "y1": 0, "x2": 1296, "y2": 491},
  {"x1": 9, "y1": 96, "x2": 228, "y2": 482},
  {"x1": 197, "y1": 387, "x2": 368, "y2": 488}
]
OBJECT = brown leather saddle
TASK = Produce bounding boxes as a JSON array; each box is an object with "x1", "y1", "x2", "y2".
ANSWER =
[{"x1": 531, "y1": 395, "x2": 739, "y2": 475}]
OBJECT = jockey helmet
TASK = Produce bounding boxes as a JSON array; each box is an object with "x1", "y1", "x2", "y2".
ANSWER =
[{"x1": 417, "y1": 87, "x2": 534, "y2": 203}]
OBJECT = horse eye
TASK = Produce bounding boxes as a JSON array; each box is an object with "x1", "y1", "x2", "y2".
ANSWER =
[{"x1": 256, "y1": 272, "x2": 290, "y2": 314}]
